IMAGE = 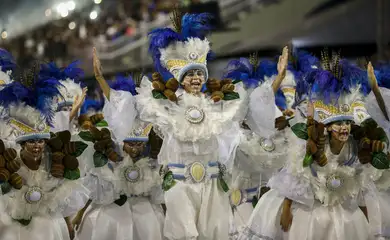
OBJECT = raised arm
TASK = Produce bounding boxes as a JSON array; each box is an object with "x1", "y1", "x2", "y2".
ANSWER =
[
  {"x1": 272, "y1": 46, "x2": 289, "y2": 94},
  {"x1": 93, "y1": 48, "x2": 111, "y2": 100}
]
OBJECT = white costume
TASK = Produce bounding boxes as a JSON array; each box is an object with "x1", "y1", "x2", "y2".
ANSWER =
[
  {"x1": 0, "y1": 77, "x2": 89, "y2": 240},
  {"x1": 239, "y1": 59, "x2": 379, "y2": 240},
  {"x1": 75, "y1": 77, "x2": 164, "y2": 240}
]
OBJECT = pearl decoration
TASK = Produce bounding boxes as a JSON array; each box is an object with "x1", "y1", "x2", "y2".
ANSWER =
[
  {"x1": 189, "y1": 52, "x2": 198, "y2": 60},
  {"x1": 25, "y1": 187, "x2": 43, "y2": 204},
  {"x1": 260, "y1": 138, "x2": 275, "y2": 152},
  {"x1": 185, "y1": 106, "x2": 204, "y2": 124},
  {"x1": 124, "y1": 166, "x2": 141, "y2": 183},
  {"x1": 326, "y1": 174, "x2": 344, "y2": 191}
]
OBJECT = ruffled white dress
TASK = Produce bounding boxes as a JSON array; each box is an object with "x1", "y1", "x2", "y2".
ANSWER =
[
  {"x1": 74, "y1": 88, "x2": 164, "y2": 240},
  {"x1": 0, "y1": 153, "x2": 90, "y2": 240},
  {"x1": 135, "y1": 78, "x2": 249, "y2": 240},
  {"x1": 239, "y1": 134, "x2": 371, "y2": 240},
  {"x1": 76, "y1": 156, "x2": 164, "y2": 240}
]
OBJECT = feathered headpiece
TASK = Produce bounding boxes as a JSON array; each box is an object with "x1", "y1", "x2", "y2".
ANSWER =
[
  {"x1": 0, "y1": 62, "x2": 61, "y2": 143},
  {"x1": 148, "y1": 9, "x2": 213, "y2": 82},
  {"x1": 39, "y1": 61, "x2": 85, "y2": 110},
  {"x1": 109, "y1": 74, "x2": 137, "y2": 96},
  {"x1": 305, "y1": 50, "x2": 369, "y2": 125},
  {"x1": 0, "y1": 48, "x2": 17, "y2": 89},
  {"x1": 80, "y1": 98, "x2": 105, "y2": 116}
]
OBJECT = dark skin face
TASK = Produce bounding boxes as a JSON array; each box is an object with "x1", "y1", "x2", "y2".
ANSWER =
[
  {"x1": 123, "y1": 141, "x2": 147, "y2": 159},
  {"x1": 59, "y1": 105, "x2": 73, "y2": 112},
  {"x1": 23, "y1": 139, "x2": 46, "y2": 159}
]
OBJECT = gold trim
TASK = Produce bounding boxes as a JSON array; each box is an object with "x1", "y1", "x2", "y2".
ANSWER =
[{"x1": 9, "y1": 119, "x2": 50, "y2": 134}]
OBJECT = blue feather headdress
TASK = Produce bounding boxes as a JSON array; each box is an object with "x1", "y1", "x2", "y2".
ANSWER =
[
  {"x1": 304, "y1": 50, "x2": 369, "y2": 124},
  {"x1": 148, "y1": 10, "x2": 214, "y2": 82},
  {"x1": 80, "y1": 98, "x2": 105, "y2": 116},
  {"x1": 39, "y1": 61, "x2": 85, "y2": 109},
  {"x1": 109, "y1": 74, "x2": 137, "y2": 96},
  {"x1": 0, "y1": 62, "x2": 61, "y2": 142}
]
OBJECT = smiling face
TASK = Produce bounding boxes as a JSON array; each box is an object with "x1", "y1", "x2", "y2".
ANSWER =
[
  {"x1": 328, "y1": 120, "x2": 352, "y2": 142},
  {"x1": 123, "y1": 141, "x2": 147, "y2": 159},
  {"x1": 181, "y1": 69, "x2": 206, "y2": 94},
  {"x1": 23, "y1": 139, "x2": 46, "y2": 159}
]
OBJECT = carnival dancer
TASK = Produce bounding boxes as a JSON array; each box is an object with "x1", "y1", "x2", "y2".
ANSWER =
[
  {"x1": 38, "y1": 61, "x2": 88, "y2": 134},
  {"x1": 361, "y1": 62, "x2": 390, "y2": 239},
  {"x1": 71, "y1": 74, "x2": 164, "y2": 240},
  {"x1": 239, "y1": 52, "x2": 388, "y2": 240},
  {"x1": 91, "y1": 7, "x2": 290, "y2": 239},
  {"x1": 0, "y1": 63, "x2": 90, "y2": 240}
]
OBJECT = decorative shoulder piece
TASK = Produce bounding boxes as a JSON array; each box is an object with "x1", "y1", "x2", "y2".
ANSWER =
[
  {"x1": 124, "y1": 119, "x2": 153, "y2": 142},
  {"x1": 0, "y1": 139, "x2": 22, "y2": 192},
  {"x1": 47, "y1": 130, "x2": 88, "y2": 179},
  {"x1": 77, "y1": 127, "x2": 120, "y2": 168}
]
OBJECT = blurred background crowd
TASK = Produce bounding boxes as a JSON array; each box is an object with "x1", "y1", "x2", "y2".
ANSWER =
[{"x1": 0, "y1": 0, "x2": 389, "y2": 87}]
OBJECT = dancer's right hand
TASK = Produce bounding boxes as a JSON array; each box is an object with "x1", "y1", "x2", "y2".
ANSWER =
[
  {"x1": 280, "y1": 206, "x2": 293, "y2": 232},
  {"x1": 93, "y1": 47, "x2": 104, "y2": 81}
]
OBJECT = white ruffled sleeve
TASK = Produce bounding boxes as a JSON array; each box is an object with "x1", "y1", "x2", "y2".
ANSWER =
[
  {"x1": 267, "y1": 134, "x2": 315, "y2": 207},
  {"x1": 136, "y1": 77, "x2": 171, "y2": 131},
  {"x1": 53, "y1": 179, "x2": 91, "y2": 217},
  {"x1": 365, "y1": 87, "x2": 390, "y2": 139},
  {"x1": 246, "y1": 81, "x2": 281, "y2": 139},
  {"x1": 267, "y1": 168, "x2": 314, "y2": 207},
  {"x1": 83, "y1": 166, "x2": 119, "y2": 205},
  {"x1": 51, "y1": 111, "x2": 71, "y2": 133},
  {"x1": 103, "y1": 89, "x2": 137, "y2": 143}
]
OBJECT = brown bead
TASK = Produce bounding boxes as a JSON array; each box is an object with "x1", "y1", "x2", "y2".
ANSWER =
[
  {"x1": 210, "y1": 91, "x2": 224, "y2": 102},
  {"x1": 358, "y1": 150, "x2": 372, "y2": 164},
  {"x1": 152, "y1": 81, "x2": 166, "y2": 92},
  {"x1": 0, "y1": 168, "x2": 10, "y2": 182},
  {"x1": 100, "y1": 128, "x2": 111, "y2": 140},
  {"x1": 90, "y1": 127, "x2": 102, "y2": 140},
  {"x1": 52, "y1": 152, "x2": 66, "y2": 164},
  {"x1": 0, "y1": 139, "x2": 5, "y2": 154},
  {"x1": 152, "y1": 72, "x2": 163, "y2": 82},
  {"x1": 9, "y1": 173, "x2": 23, "y2": 189},
  {"x1": 91, "y1": 113, "x2": 104, "y2": 124},
  {"x1": 221, "y1": 83, "x2": 235, "y2": 93},
  {"x1": 163, "y1": 89, "x2": 177, "y2": 102},
  {"x1": 6, "y1": 160, "x2": 21, "y2": 173},
  {"x1": 63, "y1": 142, "x2": 76, "y2": 155},
  {"x1": 306, "y1": 139, "x2": 318, "y2": 155},
  {"x1": 81, "y1": 120, "x2": 93, "y2": 130},
  {"x1": 63, "y1": 155, "x2": 79, "y2": 170},
  {"x1": 166, "y1": 78, "x2": 179, "y2": 92},
  {"x1": 3, "y1": 148, "x2": 17, "y2": 162},
  {"x1": 47, "y1": 137, "x2": 63, "y2": 151},
  {"x1": 57, "y1": 131, "x2": 71, "y2": 144},
  {"x1": 78, "y1": 114, "x2": 90, "y2": 127},
  {"x1": 51, "y1": 163, "x2": 64, "y2": 178},
  {"x1": 0, "y1": 155, "x2": 5, "y2": 168},
  {"x1": 372, "y1": 140, "x2": 385, "y2": 153},
  {"x1": 206, "y1": 78, "x2": 221, "y2": 91},
  {"x1": 106, "y1": 148, "x2": 119, "y2": 162}
]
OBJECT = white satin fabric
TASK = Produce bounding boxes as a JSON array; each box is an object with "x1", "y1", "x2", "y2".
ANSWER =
[
  {"x1": 164, "y1": 179, "x2": 230, "y2": 240},
  {"x1": 75, "y1": 197, "x2": 165, "y2": 240}
]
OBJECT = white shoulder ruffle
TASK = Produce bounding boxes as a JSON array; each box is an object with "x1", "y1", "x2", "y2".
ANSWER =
[
  {"x1": 83, "y1": 165, "x2": 118, "y2": 205},
  {"x1": 51, "y1": 111, "x2": 71, "y2": 133},
  {"x1": 245, "y1": 81, "x2": 282, "y2": 139},
  {"x1": 136, "y1": 77, "x2": 248, "y2": 142},
  {"x1": 103, "y1": 89, "x2": 137, "y2": 143}
]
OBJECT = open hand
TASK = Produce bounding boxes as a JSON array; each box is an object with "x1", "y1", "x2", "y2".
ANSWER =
[
  {"x1": 93, "y1": 47, "x2": 104, "y2": 80},
  {"x1": 277, "y1": 46, "x2": 289, "y2": 78},
  {"x1": 72, "y1": 87, "x2": 88, "y2": 111}
]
